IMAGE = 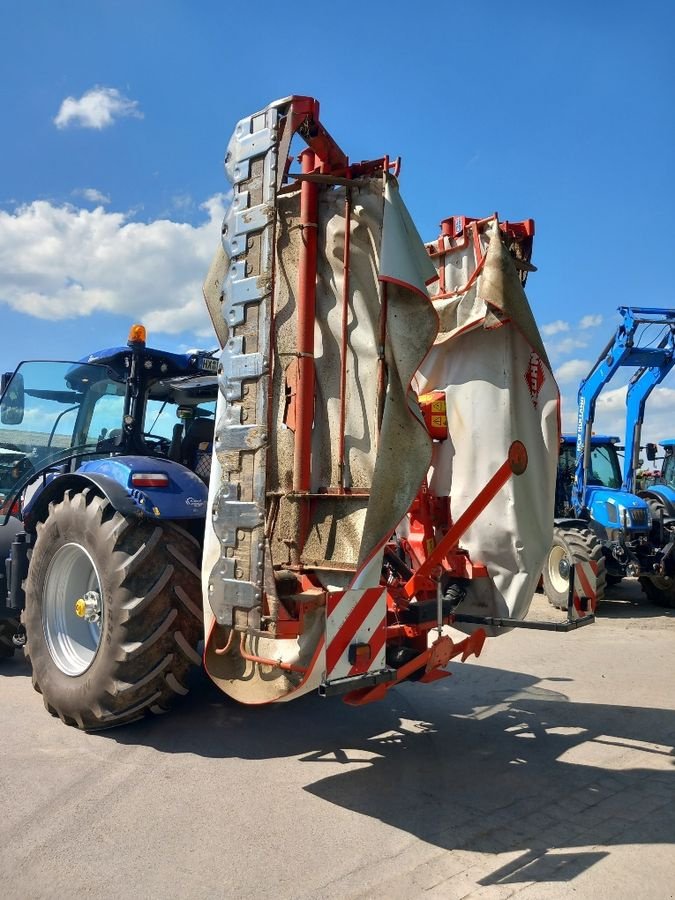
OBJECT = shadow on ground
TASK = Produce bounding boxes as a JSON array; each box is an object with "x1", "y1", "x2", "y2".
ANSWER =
[
  {"x1": 536, "y1": 579, "x2": 675, "y2": 620},
  {"x1": 98, "y1": 655, "x2": 675, "y2": 888},
  {"x1": 3, "y1": 595, "x2": 673, "y2": 891}
]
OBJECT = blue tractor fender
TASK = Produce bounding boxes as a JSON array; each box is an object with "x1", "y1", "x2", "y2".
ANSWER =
[
  {"x1": 23, "y1": 456, "x2": 208, "y2": 528},
  {"x1": 639, "y1": 486, "x2": 675, "y2": 516},
  {"x1": 553, "y1": 517, "x2": 591, "y2": 529}
]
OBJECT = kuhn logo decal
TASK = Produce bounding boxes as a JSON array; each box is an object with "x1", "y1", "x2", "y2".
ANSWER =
[{"x1": 524, "y1": 352, "x2": 546, "y2": 408}]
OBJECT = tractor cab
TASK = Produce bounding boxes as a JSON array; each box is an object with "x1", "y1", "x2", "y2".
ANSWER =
[
  {"x1": 552, "y1": 433, "x2": 654, "y2": 592},
  {"x1": 557, "y1": 434, "x2": 650, "y2": 539},
  {"x1": 557, "y1": 433, "x2": 623, "y2": 507},
  {"x1": 0, "y1": 326, "x2": 218, "y2": 524},
  {"x1": 660, "y1": 440, "x2": 675, "y2": 488},
  {"x1": 636, "y1": 439, "x2": 675, "y2": 519}
]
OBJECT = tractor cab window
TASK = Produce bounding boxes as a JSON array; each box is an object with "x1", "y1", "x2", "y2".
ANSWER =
[
  {"x1": 588, "y1": 444, "x2": 622, "y2": 488},
  {"x1": 84, "y1": 381, "x2": 126, "y2": 448},
  {"x1": 144, "y1": 399, "x2": 181, "y2": 447},
  {"x1": 662, "y1": 451, "x2": 675, "y2": 488},
  {"x1": 0, "y1": 360, "x2": 120, "y2": 506},
  {"x1": 556, "y1": 440, "x2": 622, "y2": 503},
  {"x1": 142, "y1": 397, "x2": 216, "y2": 468},
  {"x1": 142, "y1": 375, "x2": 217, "y2": 463},
  {"x1": 556, "y1": 443, "x2": 577, "y2": 511}
]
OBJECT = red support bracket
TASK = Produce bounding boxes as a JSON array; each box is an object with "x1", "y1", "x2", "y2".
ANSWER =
[
  {"x1": 286, "y1": 96, "x2": 349, "y2": 172},
  {"x1": 404, "y1": 441, "x2": 528, "y2": 598},
  {"x1": 342, "y1": 627, "x2": 487, "y2": 706}
]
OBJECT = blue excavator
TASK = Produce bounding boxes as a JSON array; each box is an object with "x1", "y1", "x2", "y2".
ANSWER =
[{"x1": 544, "y1": 306, "x2": 675, "y2": 610}]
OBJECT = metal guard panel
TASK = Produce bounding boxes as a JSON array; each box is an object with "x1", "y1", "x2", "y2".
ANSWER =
[{"x1": 207, "y1": 99, "x2": 287, "y2": 627}]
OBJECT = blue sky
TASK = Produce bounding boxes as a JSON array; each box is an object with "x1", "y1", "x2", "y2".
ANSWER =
[{"x1": 1, "y1": 0, "x2": 674, "y2": 443}]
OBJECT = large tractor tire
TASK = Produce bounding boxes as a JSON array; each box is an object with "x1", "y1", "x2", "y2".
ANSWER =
[
  {"x1": 23, "y1": 488, "x2": 203, "y2": 730},
  {"x1": 542, "y1": 525, "x2": 606, "y2": 612},
  {"x1": 639, "y1": 575, "x2": 675, "y2": 608},
  {"x1": 642, "y1": 495, "x2": 669, "y2": 545},
  {"x1": 0, "y1": 617, "x2": 19, "y2": 659},
  {"x1": 638, "y1": 496, "x2": 675, "y2": 606}
]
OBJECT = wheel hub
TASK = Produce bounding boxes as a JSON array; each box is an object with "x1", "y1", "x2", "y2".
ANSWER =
[
  {"x1": 547, "y1": 544, "x2": 571, "y2": 594},
  {"x1": 43, "y1": 543, "x2": 104, "y2": 676},
  {"x1": 75, "y1": 590, "x2": 101, "y2": 624}
]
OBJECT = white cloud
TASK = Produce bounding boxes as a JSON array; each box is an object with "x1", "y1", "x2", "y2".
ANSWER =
[
  {"x1": 637, "y1": 386, "x2": 675, "y2": 444},
  {"x1": 639, "y1": 385, "x2": 675, "y2": 410},
  {"x1": 559, "y1": 384, "x2": 628, "y2": 440},
  {"x1": 545, "y1": 334, "x2": 590, "y2": 360},
  {"x1": 555, "y1": 359, "x2": 591, "y2": 384},
  {"x1": 541, "y1": 319, "x2": 569, "y2": 337},
  {"x1": 54, "y1": 87, "x2": 143, "y2": 130},
  {"x1": 558, "y1": 393, "x2": 578, "y2": 435},
  {"x1": 596, "y1": 384, "x2": 628, "y2": 413},
  {"x1": 0, "y1": 196, "x2": 228, "y2": 337},
  {"x1": 579, "y1": 313, "x2": 603, "y2": 329},
  {"x1": 74, "y1": 188, "x2": 111, "y2": 205},
  {"x1": 171, "y1": 193, "x2": 194, "y2": 212},
  {"x1": 559, "y1": 378, "x2": 675, "y2": 448}
]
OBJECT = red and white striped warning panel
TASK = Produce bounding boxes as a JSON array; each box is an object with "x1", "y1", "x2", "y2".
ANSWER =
[
  {"x1": 572, "y1": 559, "x2": 599, "y2": 613},
  {"x1": 324, "y1": 587, "x2": 387, "y2": 681}
]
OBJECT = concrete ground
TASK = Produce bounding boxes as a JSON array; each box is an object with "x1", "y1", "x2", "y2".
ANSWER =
[{"x1": 1, "y1": 581, "x2": 673, "y2": 900}]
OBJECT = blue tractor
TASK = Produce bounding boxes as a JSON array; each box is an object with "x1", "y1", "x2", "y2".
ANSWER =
[
  {"x1": 0, "y1": 325, "x2": 218, "y2": 727},
  {"x1": 641, "y1": 439, "x2": 675, "y2": 515},
  {"x1": 619, "y1": 309, "x2": 675, "y2": 604},
  {"x1": 543, "y1": 307, "x2": 675, "y2": 610}
]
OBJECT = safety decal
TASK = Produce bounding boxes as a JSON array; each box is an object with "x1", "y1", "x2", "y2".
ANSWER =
[
  {"x1": 325, "y1": 587, "x2": 387, "y2": 681},
  {"x1": 524, "y1": 352, "x2": 546, "y2": 409},
  {"x1": 571, "y1": 559, "x2": 599, "y2": 613}
]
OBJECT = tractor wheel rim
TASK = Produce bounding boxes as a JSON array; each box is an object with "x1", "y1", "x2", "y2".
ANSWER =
[
  {"x1": 548, "y1": 545, "x2": 570, "y2": 594},
  {"x1": 43, "y1": 543, "x2": 103, "y2": 676},
  {"x1": 650, "y1": 575, "x2": 673, "y2": 592}
]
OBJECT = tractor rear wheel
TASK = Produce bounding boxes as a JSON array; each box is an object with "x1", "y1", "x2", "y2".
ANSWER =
[
  {"x1": 639, "y1": 575, "x2": 675, "y2": 608},
  {"x1": 542, "y1": 525, "x2": 606, "y2": 612},
  {"x1": 0, "y1": 617, "x2": 18, "y2": 658},
  {"x1": 23, "y1": 488, "x2": 203, "y2": 730}
]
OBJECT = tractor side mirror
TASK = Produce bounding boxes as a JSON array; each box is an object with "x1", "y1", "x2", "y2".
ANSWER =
[
  {"x1": 0, "y1": 372, "x2": 24, "y2": 425},
  {"x1": 646, "y1": 442, "x2": 658, "y2": 462}
]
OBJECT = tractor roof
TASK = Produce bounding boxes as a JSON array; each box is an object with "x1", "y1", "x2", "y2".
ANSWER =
[
  {"x1": 81, "y1": 344, "x2": 212, "y2": 377},
  {"x1": 560, "y1": 433, "x2": 620, "y2": 445}
]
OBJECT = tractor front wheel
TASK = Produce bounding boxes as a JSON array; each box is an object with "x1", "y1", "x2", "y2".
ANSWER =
[
  {"x1": 639, "y1": 575, "x2": 675, "y2": 608},
  {"x1": 23, "y1": 488, "x2": 203, "y2": 729},
  {"x1": 542, "y1": 525, "x2": 606, "y2": 613}
]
